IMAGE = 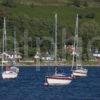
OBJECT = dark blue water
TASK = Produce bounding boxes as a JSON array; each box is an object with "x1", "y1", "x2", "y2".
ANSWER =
[{"x1": 0, "y1": 66, "x2": 100, "y2": 100}]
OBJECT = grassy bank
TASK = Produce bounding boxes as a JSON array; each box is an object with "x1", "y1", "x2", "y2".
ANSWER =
[{"x1": 9, "y1": 5, "x2": 100, "y2": 25}]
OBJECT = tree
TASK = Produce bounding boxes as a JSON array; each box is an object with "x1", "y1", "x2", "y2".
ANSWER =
[
  {"x1": 83, "y1": 1, "x2": 88, "y2": 7},
  {"x1": 70, "y1": 0, "x2": 81, "y2": 7},
  {"x1": 80, "y1": 20, "x2": 100, "y2": 61},
  {"x1": 2, "y1": 0, "x2": 16, "y2": 7}
]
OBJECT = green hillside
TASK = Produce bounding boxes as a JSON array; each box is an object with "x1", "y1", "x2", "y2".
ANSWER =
[
  {"x1": 1, "y1": 0, "x2": 100, "y2": 6},
  {"x1": 0, "y1": 0, "x2": 100, "y2": 61}
]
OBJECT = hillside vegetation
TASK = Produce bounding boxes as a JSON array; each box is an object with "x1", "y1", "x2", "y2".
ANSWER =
[
  {"x1": 0, "y1": 0, "x2": 100, "y2": 61},
  {"x1": 0, "y1": 0, "x2": 100, "y2": 6}
]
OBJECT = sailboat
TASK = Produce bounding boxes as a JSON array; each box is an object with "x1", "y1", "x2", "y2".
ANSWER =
[
  {"x1": 71, "y1": 14, "x2": 88, "y2": 77},
  {"x1": 10, "y1": 29, "x2": 19, "y2": 73},
  {"x1": 45, "y1": 13, "x2": 72, "y2": 85},
  {"x1": 2, "y1": 17, "x2": 18, "y2": 79}
]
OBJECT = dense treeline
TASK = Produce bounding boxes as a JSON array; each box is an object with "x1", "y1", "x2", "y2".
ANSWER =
[
  {"x1": 0, "y1": 0, "x2": 100, "y2": 61},
  {"x1": 0, "y1": 0, "x2": 100, "y2": 6}
]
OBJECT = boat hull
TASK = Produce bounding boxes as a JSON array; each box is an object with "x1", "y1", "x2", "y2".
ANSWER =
[
  {"x1": 46, "y1": 76, "x2": 72, "y2": 85},
  {"x1": 72, "y1": 69, "x2": 88, "y2": 77},
  {"x1": 10, "y1": 67, "x2": 19, "y2": 73},
  {"x1": 2, "y1": 71, "x2": 18, "y2": 79}
]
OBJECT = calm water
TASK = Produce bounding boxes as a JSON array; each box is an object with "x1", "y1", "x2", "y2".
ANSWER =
[{"x1": 0, "y1": 66, "x2": 100, "y2": 100}]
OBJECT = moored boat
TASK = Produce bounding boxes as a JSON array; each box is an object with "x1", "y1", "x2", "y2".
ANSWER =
[
  {"x1": 46, "y1": 73, "x2": 72, "y2": 85},
  {"x1": 72, "y1": 67, "x2": 88, "y2": 77},
  {"x1": 1, "y1": 17, "x2": 18, "y2": 79},
  {"x1": 2, "y1": 70, "x2": 18, "y2": 79},
  {"x1": 71, "y1": 14, "x2": 88, "y2": 77},
  {"x1": 45, "y1": 13, "x2": 72, "y2": 85}
]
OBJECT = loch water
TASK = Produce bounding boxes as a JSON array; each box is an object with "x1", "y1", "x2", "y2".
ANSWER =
[{"x1": 0, "y1": 66, "x2": 100, "y2": 100}]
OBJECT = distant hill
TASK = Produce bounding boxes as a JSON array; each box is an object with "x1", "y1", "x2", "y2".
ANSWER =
[
  {"x1": 0, "y1": 0, "x2": 100, "y2": 59},
  {"x1": 0, "y1": 0, "x2": 68, "y2": 5},
  {"x1": 15, "y1": 0, "x2": 100, "y2": 6},
  {"x1": 0, "y1": 0, "x2": 100, "y2": 7}
]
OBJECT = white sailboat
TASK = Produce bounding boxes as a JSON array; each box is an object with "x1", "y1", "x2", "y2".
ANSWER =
[
  {"x1": 2, "y1": 17, "x2": 18, "y2": 79},
  {"x1": 46, "y1": 67, "x2": 72, "y2": 85},
  {"x1": 45, "y1": 13, "x2": 72, "y2": 85},
  {"x1": 71, "y1": 14, "x2": 88, "y2": 77},
  {"x1": 10, "y1": 30, "x2": 19, "y2": 73}
]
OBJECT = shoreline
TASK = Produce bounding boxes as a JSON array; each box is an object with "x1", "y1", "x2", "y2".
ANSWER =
[{"x1": 0, "y1": 64, "x2": 99, "y2": 67}]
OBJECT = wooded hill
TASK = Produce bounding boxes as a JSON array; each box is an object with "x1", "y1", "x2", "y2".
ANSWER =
[{"x1": 0, "y1": 0, "x2": 100, "y2": 61}]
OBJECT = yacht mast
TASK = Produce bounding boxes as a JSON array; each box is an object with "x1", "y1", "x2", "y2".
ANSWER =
[
  {"x1": 75, "y1": 14, "x2": 79, "y2": 67},
  {"x1": 54, "y1": 13, "x2": 57, "y2": 73},
  {"x1": 14, "y1": 29, "x2": 16, "y2": 54},
  {"x1": 4, "y1": 17, "x2": 7, "y2": 52},
  {"x1": 2, "y1": 17, "x2": 7, "y2": 72},
  {"x1": 72, "y1": 14, "x2": 79, "y2": 70},
  {"x1": 54, "y1": 13, "x2": 57, "y2": 66},
  {"x1": 13, "y1": 29, "x2": 16, "y2": 65}
]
